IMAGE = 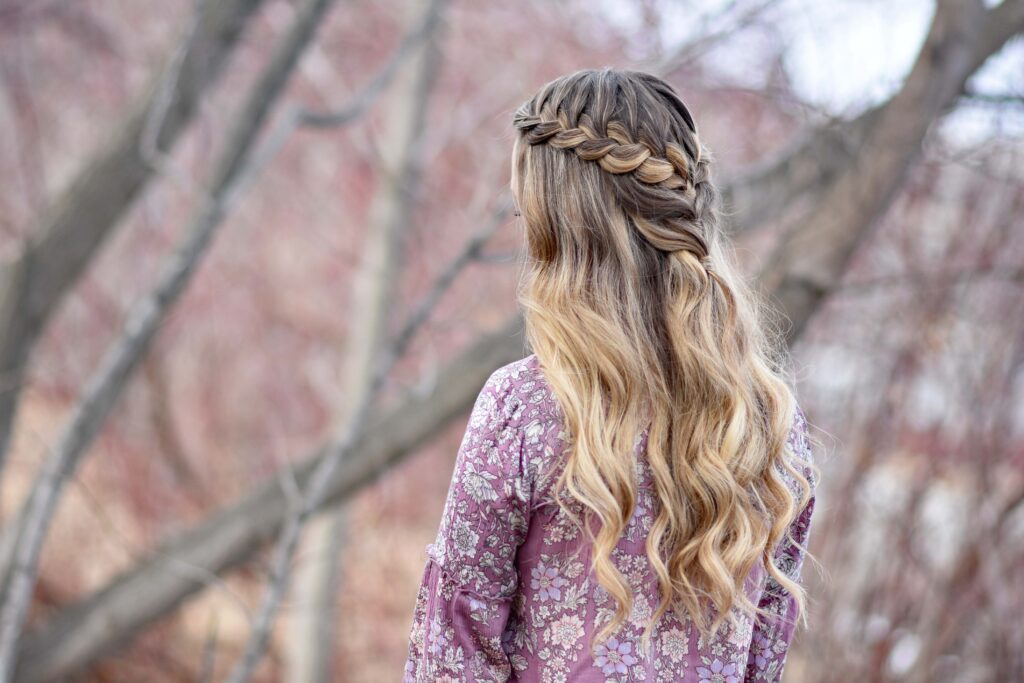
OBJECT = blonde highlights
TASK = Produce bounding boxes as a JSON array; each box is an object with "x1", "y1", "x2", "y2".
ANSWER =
[{"x1": 511, "y1": 68, "x2": 817, "y2": 655}]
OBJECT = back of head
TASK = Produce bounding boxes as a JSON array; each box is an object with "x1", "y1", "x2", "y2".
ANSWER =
[{"x1": 510, "y1": 68, "x2": 814, "y2": 651}]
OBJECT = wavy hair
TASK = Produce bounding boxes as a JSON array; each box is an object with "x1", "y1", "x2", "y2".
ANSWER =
[{"x1": 510, "y1": 68, "x2": 817, "y2": 654}]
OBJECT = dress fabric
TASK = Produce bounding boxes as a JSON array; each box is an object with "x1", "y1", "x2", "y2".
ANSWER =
[{"x1": 403, "y1": 354, "x2": 817, "y2": 683}]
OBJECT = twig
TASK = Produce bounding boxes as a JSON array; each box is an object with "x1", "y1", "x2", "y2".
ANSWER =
[
  {"x1": 224, "y1": 0, "x2": 456, "y2": 675},
  {"x1": 139, "y1": 0, "x2": 210, "y2": 193},
  {"x1": 197, "y1": 612, "x2": 220, "y2": 683},
  {"x1": 222, "y1": 108, "x2": 505, "y2": 683},
  {"x1": 645, "y1": 0, "x2": 782, "y2": 76},
  {"x1": 839, "y1": 265, "x2": 1024, "y2": 294},
  {"x1": 227, "y1": 0, "x2": 443, "y2": 197},
  {"x1": 0, "y1": 0, "x2": 266, "y2": 481},
  {"x1": 298, "y1": 0, "x2": 443, "y2": 129}
]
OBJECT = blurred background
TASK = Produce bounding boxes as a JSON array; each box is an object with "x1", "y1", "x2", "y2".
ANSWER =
[{"x1": 0, "y1": 0, "x2": 1022, "y2": 680}]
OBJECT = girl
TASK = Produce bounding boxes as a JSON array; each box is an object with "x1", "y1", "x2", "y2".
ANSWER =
[{"x1": 404, "y1": 67, "x2": 819, "y2": 683}]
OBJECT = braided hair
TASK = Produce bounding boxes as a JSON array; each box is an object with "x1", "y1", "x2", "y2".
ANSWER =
[
  {"x1": 509, "y1": 68, "x2": 813, "y2": 655},
  {"x1": 512, "y1": 71, "x2": 719, "y2": 277}
]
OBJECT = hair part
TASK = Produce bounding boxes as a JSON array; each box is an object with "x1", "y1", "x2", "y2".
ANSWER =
[{"x1": 510, "y1": 67, "x2": 817, "y2": 656}]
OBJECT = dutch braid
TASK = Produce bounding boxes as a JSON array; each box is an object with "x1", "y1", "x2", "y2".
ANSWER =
[
  {"x1": 512, "y1": 106, "x2": 718, "y2": 274},
  {"x1": 513, "y1": 110, "x2": 696, "y2": 191}
]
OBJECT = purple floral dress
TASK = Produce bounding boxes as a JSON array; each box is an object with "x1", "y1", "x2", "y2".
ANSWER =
[{"x1": 403, "y1": 354, "x2": 817, "y2": 682}]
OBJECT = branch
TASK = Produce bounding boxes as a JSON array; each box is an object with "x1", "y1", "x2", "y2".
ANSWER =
[
  {"x1": 646, "y1": 0, "x2": 784, "y2": 76},
  {"x1": 719, "y1": 104, "x2": 882, "y2": 235},
  {"x1": 0, "y1": 0, "x2": 338, "y2": 676},
  {"x1": 759, "y1": 0, "x2": 1024, "y2": 345},
  {"x1": 720, "y1": 0, "x2": 1024, "y2": 238},
  {"x1": 13, "y1": 316, "x2": 525, "y2": 683},
  {"x1": 225, "y1": 0, "x2": 444, "y2": 198},
  {"x1": 0, "y1": 0, "x2": 268, "y2": 469},
  {"x1": 224, "y1": 0, "x2": 450, "y2": 677}
]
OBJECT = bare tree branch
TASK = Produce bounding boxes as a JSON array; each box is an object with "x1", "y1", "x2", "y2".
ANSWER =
[
  {"x1": 721, "y1": 0, "x2": 1024, "y2": 240},
  {"x1": 720, "y1": 104, "x2": 881, "y2": 235},
  {"x1": 0, "y1": 0, "x2": 338, "y2": 675},
  {"x1": 0, "y1": 0, "x2": 268, "y2": 469},
  {"x1": 298, "y1": 0, "x2": 445, "y2": 129},
  {"x1": 760, "y1": 0, "x2": 1024, "y2": 345},
  {"x1": 646, "y1": 0, "x2": 784, "y2": 76},
  {"x1": 13, "y1": 316, "x2": 525, "y2": 683},
  {"x1": 227, "y1": 0, "x2": 443, "y2": 203},
  {"x1": 238, "y1": 0, "x2": 449, "y2": 677}
]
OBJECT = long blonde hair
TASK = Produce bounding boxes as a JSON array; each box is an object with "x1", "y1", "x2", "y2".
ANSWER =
[{"x1": 510, "y1": 68, "x2": 816, "y2": 653}]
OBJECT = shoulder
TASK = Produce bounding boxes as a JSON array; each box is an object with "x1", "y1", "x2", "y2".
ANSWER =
[
  {"x1": 785, "y1": 400, "x2": 819, "y2": 491},
  {"x1": 485, "y1": 353, "x2": 545, "y2": 393},
  {"x1": 790, "y1": 404, "x2": 811, "y2": 458},
  {"x1": 480, "y1": 353, "x2": 562, "y2": 427},
  {"x1": 480, "y1": 354, "x2": 570, "y2": 501}
]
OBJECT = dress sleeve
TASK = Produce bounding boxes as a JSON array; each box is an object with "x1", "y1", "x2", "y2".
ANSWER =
[
  {"x1": 403, "y1": 368, "x2": 529, "y2": 683},
  {"x1": 745, "y1": 404, "x2": 818, "y2": 683}
]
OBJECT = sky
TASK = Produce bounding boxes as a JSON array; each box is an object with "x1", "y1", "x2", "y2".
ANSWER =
[{"x1": 599, "y1": 0, "x2": 1024, "y2": 145}]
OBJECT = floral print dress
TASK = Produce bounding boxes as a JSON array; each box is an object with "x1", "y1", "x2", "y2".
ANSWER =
[{"x1": 403, "y1": 354, "x2": 817, "y2": 682}]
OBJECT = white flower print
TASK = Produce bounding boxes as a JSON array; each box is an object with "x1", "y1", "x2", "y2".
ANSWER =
[
  {"x1": 728, "y1": 612, "x2": 753, "y2": 647},
  {"x1": 540, "y1": 661, "x2": 569, "y2": 683},
  {"x1": 546, "y1": 614, "x2": 584, "y2": 649},
  {"x1": 660, "y1": 625, "x2": 690, "y2": 663},
  {"x1": 629, "y1": 594, "x2": 653, "y2": 628},
  {"x1": 461, "y1": 463, "x2": 500, "y2": 503},
  {"x1": 451, "y1": 519, "x2": 480, "y2": 556}
]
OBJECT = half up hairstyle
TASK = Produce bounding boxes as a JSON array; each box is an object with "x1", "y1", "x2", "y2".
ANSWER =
[{"x1": 510, "y1": 68, "x2": 818, "y2": 655}]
